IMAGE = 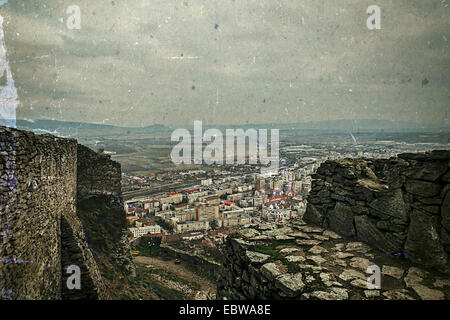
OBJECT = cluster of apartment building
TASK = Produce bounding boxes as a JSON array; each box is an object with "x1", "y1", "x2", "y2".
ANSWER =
[
  {"x1": 123, "y1": 136, "x2": 450, "y2": 251},
  {"x1": 125, "y1": 164, "x2": 315, "y2": 241}
]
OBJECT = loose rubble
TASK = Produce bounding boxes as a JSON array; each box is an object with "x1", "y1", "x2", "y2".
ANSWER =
[{"x1": 217, "y1": 221, "x2": 450, "y2": 300}]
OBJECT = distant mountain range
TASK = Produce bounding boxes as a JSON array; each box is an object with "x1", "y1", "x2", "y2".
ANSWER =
[
  {"x1": 14, "y1": 119, "x2": 170, "y2": 137},
  {"x1": 192, "y1": 119, "x2": 449, "y2": 133},
  {"x1": 12, "y1": 118, "x2": 449, "y2": 138}
]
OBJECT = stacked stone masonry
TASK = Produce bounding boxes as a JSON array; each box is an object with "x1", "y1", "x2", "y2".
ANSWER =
[
  {"x1": 304, "y1": 150, "x2": 450, "y2": 273},
  {"x1": 217, "y1": 150, "x2": 450, "y2": 300},
  {"x1": 217, "y1": 221, "x2": 450, "y2": 300},
  {"x1": 0, "y1": 126, "x2": 133, "y2": 300}
]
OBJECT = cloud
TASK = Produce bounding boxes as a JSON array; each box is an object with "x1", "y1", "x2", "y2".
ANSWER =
[{"x1": 0, "y1": 0, "x2": 448, "y2": 126}]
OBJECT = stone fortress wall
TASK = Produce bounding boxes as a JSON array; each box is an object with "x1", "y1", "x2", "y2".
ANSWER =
[
  {"x1": 77, "y1": 144, "x2": 122, "y2": 199},
  {"x1": 0, "y1": 126, "x2": 133, "y2": 300},
  {"x1": 217, "y1": 150, "x2": 450, "y2": 300},
  {"x1": 303, "y1": 150, "x2": 450, "y2": 273}
]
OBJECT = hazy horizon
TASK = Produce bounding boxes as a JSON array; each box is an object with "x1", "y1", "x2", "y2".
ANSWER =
[{"x1": 10, "y1": 117, "x2": 450, "y2": 132}]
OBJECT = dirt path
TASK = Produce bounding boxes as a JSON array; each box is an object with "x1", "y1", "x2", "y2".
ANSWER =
[{"x1": 134, "y1": 256, "x2": 216, "y2": 299}]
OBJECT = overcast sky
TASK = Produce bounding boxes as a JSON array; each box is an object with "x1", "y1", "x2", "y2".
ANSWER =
[{"x1": 1, "y1": 0, "x2": 449, "y2": 127}]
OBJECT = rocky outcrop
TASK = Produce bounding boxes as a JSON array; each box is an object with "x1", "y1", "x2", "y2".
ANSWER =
[
  {"x1": 217, "y1": 221, "x2": 450, "y2": 300},
  {"x1": 0, "y1": 126, "x2": 134, "y2": 300},
  {"x1": 304, "y1": 150, "x2": 450, "y2": 273},
  {"x1": 218, "y1": 150, "x2": 450, "y2": 300}
]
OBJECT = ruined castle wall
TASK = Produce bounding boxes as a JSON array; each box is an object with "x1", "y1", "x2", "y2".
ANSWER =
[
  {"x1": 76, "y1": 144, "x2": 135, "y2": 279},
  {"x1": 0, "y1": 126, "x2": 133, "y2": 300},
  {"x1": 60, "y1": 199, "x2": 109, "y2": 299},
  {"x1": 0, "y1": 127, "x2": 77, "y2": 299},
  {"x1": 76, "y1": 144, "x2": 122, "y2": 199},
  {"x1": 303, "y1": 150, "x2": 450, "y2": 273},
  {"x1": 60, "y1": 144, "x2": 128, "y2": 299}
]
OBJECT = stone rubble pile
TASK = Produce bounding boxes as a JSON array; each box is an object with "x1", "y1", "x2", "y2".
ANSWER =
[{"x1": 217, "y1": 221, "x2": 450, "y2": 300}]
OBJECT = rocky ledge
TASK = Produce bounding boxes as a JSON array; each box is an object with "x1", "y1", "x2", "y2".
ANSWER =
[
  {"x1": 217, "y1": 221, "x2": 450, "y2": 300},
  {"x1": 304, "y1": 150, "x2": 450, "y2": 273}
]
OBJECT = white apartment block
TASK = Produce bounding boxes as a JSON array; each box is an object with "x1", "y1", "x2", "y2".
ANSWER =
[{"x1": 129, "y1": 225, "x2": 162, "y2": 238}]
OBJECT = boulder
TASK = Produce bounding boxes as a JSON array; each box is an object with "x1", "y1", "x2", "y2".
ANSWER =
[
  {"x1": 428, "y1": 150, "x2": 450, "y2": 160},
  {"x1": 369, "y1": 188, "x2": 407, "y2": 222},
  {"x1": 416, "y1": 196, "x2": 442, "y2": 205},
  {"x1": 261, "y1": 262, "x2": 285, "y2": 281},
  {"x1": 443, "y1": 170, "x2": 450, "y2": 183},
  {"x1": 328, "y1": 202, "x2": 355, "y2": 237},
  {"x1": 375, "y1": 220, "x2": 406, "y2": 233},
  {"x1": 279, "y1": 247, "x2": 302, "y2": 256},
  {"x1": 338, "y1": 269, "x2": 366, "y2": 281},
  {"x1": 349, "y1": 257, "x2": 373, "y2": 272},
  {"x1": 433, "y1": 278, "x2": 450, "y2": 288},
  {"x1": 245, "y1": 251, "x2": 271, "y2": 265},
  {"x1": 403, "y1": 267, "x2": 428, "y2": 287},
  {"x1": 350, "y1": 278, "x2": 368, "y2": 289},
  {"x1": 411, "y1": 203, "x2": 440, "y2": 215},
  {"x1": 310, "y1": 287, "x2": 348, "y2": 300},
  {"x1": 274, "y1": 273, "x2": 305, "y2": 297},
  {"x1": 285, "y1": 255, "x2": 306, "y2": 263},
  {"x1": 356, "y1": 178, "x2": 387, "y2": 192},
  {"x1": 403, "y1": 160, "x2": 448, "y2": 181},
  {"x1": 307, "y1": 255, "x2": 327, "y2": 265},
  {"x1": 440, "y1": 227, "x2": 450, "y2": 249},
  {"x1": 334, "y1": 252, "x2": 354, "y2": 259},
  {"x1": 404, "y1": 180, "x2": 441, "y2": 198},
  {"x1": 303, "y1": 204, "x2": 325, "y2": 226},
  {"x1": 354, "y1": 215, "x2": 402, "y2": 253},
  {"x1": 404, "y1": 211, "x2": 448, "y2": 272},
  {"x1": 398, "y1": 150, "x2": 450, "y2": 161},
  {"x1": 312, "y1": 234, "x2": 330, "y2": 241},
  {"x1": 345, "y1": 242, "x2": 372, "y2": 253},
  {"x1": 323, "y1": 230, "x2": 341, "y2": 239},
  {"x1": 382, "y1": 265, "x2": 404, "y2": 279},
  {"x1": 410, "y1": 284, "x2": 445, "y2": 300},
  {"x1": 442, "y1": 191, "x2": 450, "y2": 231},
  {"x1": 308, "y1": 245, "x2": 328, "y2": 255}
]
